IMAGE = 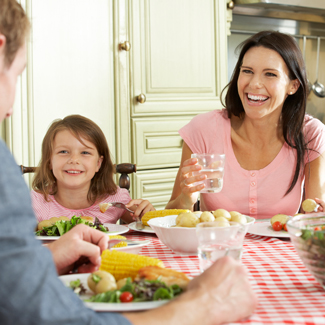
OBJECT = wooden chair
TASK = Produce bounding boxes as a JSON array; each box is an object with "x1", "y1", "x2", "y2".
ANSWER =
[
  {"x1": 193, "y1": 200, "x2": 200, "y2": 211},
  {"x1": 20, "y1": 163, "x2": 137, "y2": 191}
]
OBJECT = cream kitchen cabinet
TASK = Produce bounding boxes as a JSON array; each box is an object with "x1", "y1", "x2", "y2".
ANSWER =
[
  {"x1": 3, "y1": 0, "x2": 116, "y2": 187},
  {"x1": 134, "y1": 168, "x2": 179, "y2": 210},
  {"x1": 116, "y1": 0, "x2": 233, "y2": 206}
]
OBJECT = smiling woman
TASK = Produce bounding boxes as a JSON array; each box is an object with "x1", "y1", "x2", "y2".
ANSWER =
[
  {"x1": 237, "y1": 46, "x2": 299, "y2": 122},
  {"x1": 166, "y1": 30, "x2": 325, "y2": 219}
]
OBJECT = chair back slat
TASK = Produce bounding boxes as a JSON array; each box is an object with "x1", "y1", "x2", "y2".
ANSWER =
[{"x1": 19, "y1": 163, "x2": 136, "y2": 191}]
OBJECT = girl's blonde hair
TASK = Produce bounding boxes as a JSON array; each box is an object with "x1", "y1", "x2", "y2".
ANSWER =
[
  {"x1": 32, "y1": 115, "x2": 117, "y2": 202},
  {"x1": 0, "y1": 0, "x2": 30, "y2": 66}
]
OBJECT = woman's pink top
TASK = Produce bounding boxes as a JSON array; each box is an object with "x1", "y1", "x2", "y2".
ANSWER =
[
  {"x1": 179, "y1": 109, "x2": 325, "y2": 219},
  {"x1": 31, "y1": 187, "x2": 131, "y2": 224}
]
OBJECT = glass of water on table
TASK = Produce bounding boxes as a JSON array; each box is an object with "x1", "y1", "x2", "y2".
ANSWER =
[
  {"x1": 191, "y1": 153, "x2": 225, "y2": 193},
  {"x1": 196, "y1": 222, "x2": 246, "y2": 273}
]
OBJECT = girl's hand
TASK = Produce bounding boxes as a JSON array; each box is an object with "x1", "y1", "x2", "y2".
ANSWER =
[{"x1": 126, "y1": 199, "x2": 155, "y2": 220}]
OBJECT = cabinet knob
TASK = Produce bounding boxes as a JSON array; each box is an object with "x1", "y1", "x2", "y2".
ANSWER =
[
  {"x1": 227, "y1": 1, "x2": 234, "y2": 9},
  {"x1": 120, "y1": 41, "x2": 131, "y2": 51},
  {"x1": 137, "y1": 94, "x2": 146, "y2": 104}
]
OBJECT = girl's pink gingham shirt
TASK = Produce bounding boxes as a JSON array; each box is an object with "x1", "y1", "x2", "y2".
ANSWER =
[{"x1": 31, "y1": 187, "x2": 131, "y2": 224}]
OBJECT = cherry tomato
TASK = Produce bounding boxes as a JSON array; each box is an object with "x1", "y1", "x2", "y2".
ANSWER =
[
  {"x1": 120, "y1": 291, "x2": 133, "y2": 303},
  {"x1": 321, "y1": 226, "x2": 325, "y2": 231},
  {"x1": 272, "y1": 221, "x2": 283, "y2": 231},
  {"x1": 314, "y1": 226, "x2": 321, "y2": 231},
  {"x1": 283, "y1": 224, "x2": 287, "y2": 232}
]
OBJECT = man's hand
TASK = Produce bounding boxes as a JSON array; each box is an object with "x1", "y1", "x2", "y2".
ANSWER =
[{"x1": 47, "y1": 224, "x2": 109, "y2": 275}]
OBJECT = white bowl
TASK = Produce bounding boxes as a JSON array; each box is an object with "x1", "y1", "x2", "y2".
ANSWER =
[{"x1": 148, "y1": 215, "x2": 255, "y2": 255}]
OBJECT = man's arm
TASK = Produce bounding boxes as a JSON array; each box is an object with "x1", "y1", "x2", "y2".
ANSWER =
[{"x1": 0, "y1": 141, "x2": 131, "y2": 325}]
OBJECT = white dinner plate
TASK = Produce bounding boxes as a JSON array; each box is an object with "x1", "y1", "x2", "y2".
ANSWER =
[
  {"x1": 247, "y1": 221, "x2": 290, "y2": 238},
  {"x1": 128, "y1": 221, "x2": 155, "y2": 233},
  {"x1": 36, "y1": 223, "x2": 129, "y2": 241},
  {"x1": 59, "y1": 273, "x2": 168, "y2": 312}
]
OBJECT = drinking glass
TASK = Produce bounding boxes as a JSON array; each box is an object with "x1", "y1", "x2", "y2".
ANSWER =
[
  {"x1": 191, "y1": 153, "x2": 225, "y2": 193},
  {"x1": 196, "y1": 222, "x2": 245, "y2": 273}
]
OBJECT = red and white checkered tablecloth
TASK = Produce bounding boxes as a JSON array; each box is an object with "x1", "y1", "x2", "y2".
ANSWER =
[{"x1": 125, "y1": 231, "x2": 325, "y2": 325}]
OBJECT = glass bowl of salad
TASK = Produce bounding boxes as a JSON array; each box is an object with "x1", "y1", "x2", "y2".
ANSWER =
[{"x1": 286, "y1": 214, "x2": 325, "y2": 289}]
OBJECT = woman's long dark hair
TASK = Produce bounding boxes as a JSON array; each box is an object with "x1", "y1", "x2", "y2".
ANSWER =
[{"x1": 221, "y1": 31, "x2": 308, "y2": 195}]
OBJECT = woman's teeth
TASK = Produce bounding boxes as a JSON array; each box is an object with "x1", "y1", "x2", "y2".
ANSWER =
[
  {"x1": 247, "y1": 94, "x2": 269, "y2": 102},
  {"x1": 66, "y1": 171, "x2": 81, "y2": 174}
]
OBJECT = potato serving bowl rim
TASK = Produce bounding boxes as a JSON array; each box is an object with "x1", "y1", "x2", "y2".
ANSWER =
[{"x1": 148, "y1": 214, "x2": 255, "y2": 255}]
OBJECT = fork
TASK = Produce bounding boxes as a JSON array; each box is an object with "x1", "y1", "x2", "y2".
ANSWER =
[{"x1": 109, "y1": 202, "x2": 144, "y2": 230}]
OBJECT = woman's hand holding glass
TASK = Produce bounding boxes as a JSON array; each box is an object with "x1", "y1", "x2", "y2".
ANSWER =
[{"x1": 179, "y1": 157, "x2": 207, "y2": 205}]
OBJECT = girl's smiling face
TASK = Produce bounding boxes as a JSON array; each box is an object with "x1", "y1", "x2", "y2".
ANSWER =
[
  {"x1": 237, "y1": 46, "x2": 299, "y2": 121},
  {"x1": 50, "y1": 129, "x2": 103, "y2": 192}
]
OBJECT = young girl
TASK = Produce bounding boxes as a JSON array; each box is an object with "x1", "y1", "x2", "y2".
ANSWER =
[{"x1": 31, "y1": 114, "x2": 155, "y2": 224}]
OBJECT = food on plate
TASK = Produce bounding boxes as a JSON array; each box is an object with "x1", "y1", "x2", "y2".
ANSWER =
[
  {"x1": 109, "y1": 235, "x2": 128, "y2": 247},
  {"x1": 141, "y1": 209, "x2": 190, "y2": 226},
  {"x1": 213, "y1": 209, "x2": 231, "y2": 220},
  {"x1": 69, "y1": 266, "x2": 188, "y2": 303},
  {"x1": 49, "y1": 217, "x2": 60, "y2": 223},
  {"x1": 99, "y1": 202, "x2": 112, "y2": 213},
  {"x1": 109, "y1": 235, "x2": 128, "y2": 248},
  {"x1": 136, "y1": 266, "x2": 190, "y2": 289},
  {"x1": 175, "y1": 211, "x2": 200, "y2": 227},
  {"x1": 37, "y1": 216, "x2": 73, "y2": 231},
  {"x1": 37, "y1": 220, "x2": 53, "y2": 231},
  {"x1": 301, "y1": 198, "x2": 318, "y2": 213},
  {"x1": 270, "y1": 214, "x2": 290, "y2": 231},
  {"x1": 80, "y1": 216, "x2": 94, "y2": 222},
  {"x1": 69, "y1": 279, "x2": 87, "y2": 295},
  {"x1": 271, "y1": 214, "x2": 290, "y2": 225},
  {"x1": 116, "y1": 278, "x2": 128, "y2": 290},
  {"x1": 87, "y1": 270, "x2": 117, "y2": 294},
  {"x1": 199, "y1": 211, "x2": 215, "y2": 222},
  {"x1": 35, "y1": 215, "x2": 108, "y2": 236},
  {"x1": 99, "y1": 250, "x2": 164, "y2": 281}
]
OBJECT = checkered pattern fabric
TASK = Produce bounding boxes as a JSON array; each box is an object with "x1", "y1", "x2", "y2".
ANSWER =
[{"x1": 126, "y1": 231, "x2": 325, "y2": 325}]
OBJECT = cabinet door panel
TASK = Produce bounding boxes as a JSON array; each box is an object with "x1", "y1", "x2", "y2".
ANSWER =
[
  {"x1": 133, "y1": 168, "x2": 178, "y2": 210},
  {"x1": 132, "y1": 117, "x2": 192, "y2": 170},
  {"x1": 130, "y1": 0, "x2": 229, "y2": 116}
]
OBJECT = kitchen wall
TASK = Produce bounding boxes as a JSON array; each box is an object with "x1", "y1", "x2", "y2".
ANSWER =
[
  {"x1": 1, "y1": 0, "x2": 116, "y2": 186},
  {"x1": 228, "y1": 14, "x2": 325, "y2": 124}
]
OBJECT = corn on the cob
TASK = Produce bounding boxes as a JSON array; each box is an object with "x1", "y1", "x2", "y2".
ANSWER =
[
  {"x1": 109, "y1": 235, "x2": 127, "y2": 240},
  {"x1": 100, "y1": 250, "x2": 164, "y2": 280},
  {"x1": 109, "y1": 235, "x2": 128, "y2": 248},
  {"x1": 112, "y1": 242, "x2": 128, "y2": 248},
  {"x1": 141, "y1": 209, "x2": 190, "y2": 226}
]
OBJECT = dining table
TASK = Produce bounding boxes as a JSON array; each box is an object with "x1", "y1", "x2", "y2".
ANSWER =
[{"x1": 124, "y1": 227, "x2": 325, "y2": 325}]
